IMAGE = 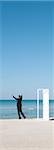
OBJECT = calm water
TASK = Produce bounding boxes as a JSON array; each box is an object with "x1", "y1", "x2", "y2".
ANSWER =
[{"x1": 0, "y1": 100, "x2": 54, "y2": 119}]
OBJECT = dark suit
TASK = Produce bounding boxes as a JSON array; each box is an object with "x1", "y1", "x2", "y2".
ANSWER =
[{"x1": 13, "y1": 96, "x2": 26, "y2": 119}]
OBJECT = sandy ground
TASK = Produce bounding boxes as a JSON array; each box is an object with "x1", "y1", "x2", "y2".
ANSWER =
[{"x1": 0, "y1": 119, "x2": 54, "y2": 150}]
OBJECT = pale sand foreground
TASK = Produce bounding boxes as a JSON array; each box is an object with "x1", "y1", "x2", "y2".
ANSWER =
[{"x1": 0, "y1": 119, "x2": 54, "y2": 150}]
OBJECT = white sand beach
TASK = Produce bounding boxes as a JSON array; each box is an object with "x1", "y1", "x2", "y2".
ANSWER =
[{"x1": 0, "y1": 119, "x2": 54, "y2": 150}]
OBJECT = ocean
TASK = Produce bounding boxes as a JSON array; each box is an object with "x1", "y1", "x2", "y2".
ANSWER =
[{"x1": 0, "y1": 100, "x2": 54, "y2": 119}]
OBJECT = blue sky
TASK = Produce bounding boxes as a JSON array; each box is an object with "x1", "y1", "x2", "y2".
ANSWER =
[{"x1": 0, "y1": 1, "x2": 54, "y2": 99}]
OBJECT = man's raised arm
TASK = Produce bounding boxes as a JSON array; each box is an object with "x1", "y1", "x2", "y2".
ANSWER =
[{"x1": 13, "y1": 96, "x2": 18, "y2": 100}]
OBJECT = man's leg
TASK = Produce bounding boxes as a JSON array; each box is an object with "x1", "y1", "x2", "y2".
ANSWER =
[
  {"x1": 18, "y1": 109, "x2": 21, "y2": 119},
  {"x1": 20, "y1": 110, "x2": 26, "y2": 118}
]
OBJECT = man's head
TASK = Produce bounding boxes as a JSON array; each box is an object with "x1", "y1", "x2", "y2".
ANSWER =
[
  {"x1": 18, "y1": 95, "x2": 22, "y2": 99},
  {"x1": 18, "y1": 95, "x2": 20, "y2": 98}
]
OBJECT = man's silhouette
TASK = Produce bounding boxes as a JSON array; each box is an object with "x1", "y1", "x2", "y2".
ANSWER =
[{"x1": 13, "y1": 95, "x2": 26, "y2": 119}]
